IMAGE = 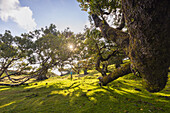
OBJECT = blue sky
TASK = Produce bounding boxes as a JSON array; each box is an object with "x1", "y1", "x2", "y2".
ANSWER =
[{"x1": 0, "y1": 0, "x2": 89, "y2": 36}]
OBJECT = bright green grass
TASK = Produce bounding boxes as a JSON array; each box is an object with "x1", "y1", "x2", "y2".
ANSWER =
[{"x1": 0, "y1": 72, "x2": 170, "y2": 113}]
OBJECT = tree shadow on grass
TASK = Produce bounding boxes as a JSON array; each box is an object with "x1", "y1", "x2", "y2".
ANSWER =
[{"x1": 0, "y1": 78, "x2": 169, "y2": 113}]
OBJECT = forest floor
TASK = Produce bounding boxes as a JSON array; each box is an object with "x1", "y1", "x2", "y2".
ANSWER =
[{"x1": 0, "y1": 70, "x2": 170, "y2": 113}]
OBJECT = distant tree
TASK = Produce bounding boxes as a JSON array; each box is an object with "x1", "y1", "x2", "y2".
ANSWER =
[
  {"x1": 0, "y1": 24, "x2": 80, "y2": 85},
  {"x1": 0, "y1": 30, "x2": 37, "y2": 85},
  {"x1": 77, "y1": 0, "x2": 170, "y2": 92},
  {"x1": 0, "y1": 31, "x2": 25, "y2": 85},
  {"x1": 29, "y1": 24, "x2": 73, "y2": 80},
  {"x1": 0, "y1": 31, "x2": 19, "y2": 79},
  {"x1": 55, "y1": 28, "x2": 82, "y2": 76},
  {"x1": 72, "y1": 32, "x2": 95, "y2": 75}
]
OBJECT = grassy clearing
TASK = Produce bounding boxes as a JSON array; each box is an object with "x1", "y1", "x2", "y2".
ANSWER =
[{"x1": 0, "y1": 71, "x2": 170, "y2": 113}]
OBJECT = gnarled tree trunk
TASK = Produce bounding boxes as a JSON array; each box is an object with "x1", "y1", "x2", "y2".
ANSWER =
[
  {"x1": 122, "y1": 0, "x2": 170, "y2": 92},
  {"x1": 36, "y1": 67, "x2": 48, "y2": 80},
  {"x1": 93, "y1": 0, "x2": 170, "y2": 92}
]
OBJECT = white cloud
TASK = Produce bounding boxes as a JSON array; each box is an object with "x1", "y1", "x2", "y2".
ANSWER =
[{"x1": 0, "y1": 0, "x2": 37, "y2": 32}]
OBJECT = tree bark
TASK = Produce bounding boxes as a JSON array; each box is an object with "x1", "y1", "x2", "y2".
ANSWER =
[
  {"x1": 102, "y1": 63, "x2": 109, "y2": 73},
  {"x1": 92, "y1": 14, "x2": 130, "y2": 53},
  {"x1": 122, "y1": 0, "x2": 170, "y2": 92},
  {"x1": 36, "y1": 67, "x2": 48, "y2": 80},
  {"x1": 98, "y1": 63, "x2": 131, "y2": 85},
  {"x1": 84, "y1": 68, "x2": 88, "y2": 75},
  {"x1": 37, "y1": 73, "x2": 48, "y2": 80},
  {"x1": 92, "y1": 0, "x2": 170, "y2": 92},
  {"x1": 96, "y1": 56, "x2": 107, "y2": 76}
]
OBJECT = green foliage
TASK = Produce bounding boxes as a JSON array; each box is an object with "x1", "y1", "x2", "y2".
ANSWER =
[
  {"x1": 0, "y1": 31, "x2": 27, "y2": 77},
  {"x1": 77, "y1": 0, "x2": 121, "y2": 15},
  {"x1": 77, "y1": 0, "x2": 123, "y2": 27},
  {"x1": 0, "y1": 31, "x2": 17, "y2": 58},
  {"x1": 0, "y1": 24, "x2": 87, "y2": 80}
]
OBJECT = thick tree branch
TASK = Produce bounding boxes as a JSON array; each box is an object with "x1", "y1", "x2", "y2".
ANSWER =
[
  {"x1": 91, "y1": 14, "x2": 129, "y2": 51},
  {"x1": 0, "y1": 75, "x2": 37, "y2": 86},
  {"x1": 0, "y1": 58, "x2": 18, "y2": 77},
  {"x1": 98, "y1": 63, "x2": 132, "y2": 85},
  {"x1": 5, "y1": 71, "x2": 18, "y2": 83},
  {"x1": 95, "y1": 47, "x2": 118, "y2": 77},
  {"x1": 95, "y1": 56, "x2": 107, "y2": 76},
  {"x1": 100, "y1": 50, "x2": 118, "y2": 61}
]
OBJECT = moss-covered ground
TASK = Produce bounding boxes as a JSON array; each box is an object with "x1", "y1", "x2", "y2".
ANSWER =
[{"x1": 0, "y1": 70, "x2": 170, "y2": 113}]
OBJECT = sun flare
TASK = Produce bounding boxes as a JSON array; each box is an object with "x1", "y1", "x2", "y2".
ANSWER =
[{"x1": 69, "y1": 44, "x2": 73, "y2": 50}]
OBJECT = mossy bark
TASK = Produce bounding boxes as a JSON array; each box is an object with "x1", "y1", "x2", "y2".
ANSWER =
[
  {"x1": 122, "y1": 0, "x2": 170, "y2": 92},
  {"x1": 92, "y1": 0, "x2": 170, "y2": 92},
  {"x1": 92, "y1": 14, "x2": 130, "y2": 53},
  {"x1": 99, "y1": 63, "x2": 131, "y2": 85}
]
